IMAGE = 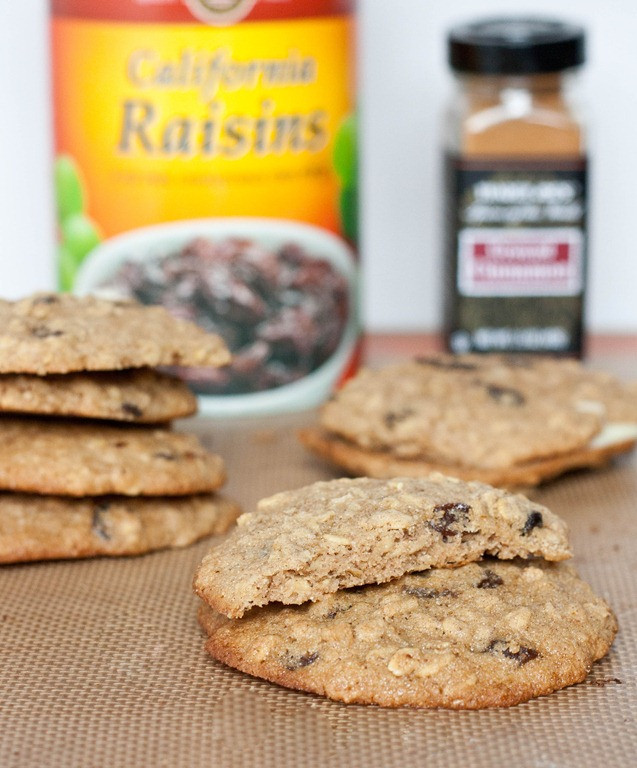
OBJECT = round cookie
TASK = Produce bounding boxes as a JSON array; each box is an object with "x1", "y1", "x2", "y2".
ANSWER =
[
  {"x1": 199, "y1": 559, "x2": 617, "y2": 708},
  {"x1": 302, "y1": 354, "x2": 637, "y2": 485},
  {"x1": 319, "y1": 356, "x2": 603, "y2": 470},
  {"x1": 0, "y1": 492, "x2": 241, "y2": 562},
  {"x1": 0, "y1": 292, "x2": 231, "y2": 374},
  {"x1": 0, "y1": 368, "x2": 197, "y2": 423},
  {"x1": 0, "y1": 417, "x2": 226, "y2": 496},
  {"x1": 194, "y1": 475, "x2": 570, "y2": 619}
]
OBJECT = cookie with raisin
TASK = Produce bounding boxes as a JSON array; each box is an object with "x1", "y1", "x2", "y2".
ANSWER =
[
  {"x1": 0, "y1": 292, "x2": 230, "y2": 374},
  {"x1": 0, "y1": 492, "x2": 240, "y2": 562},
  {"x1": 299, "y1": 353, "x2": 637, "y2": 486},
  {"x1": 0, "y1": 417, "x2": 226, "y2": 496},
  {"x1": 198, "y1": 559, "x2": 617, "y2": 708},
  {"x1": 0, "y1": 368, "x2": 196, "y2": 423},
  {"x1": 193, "y1": 475, "x2": 570, "y2": 619}
]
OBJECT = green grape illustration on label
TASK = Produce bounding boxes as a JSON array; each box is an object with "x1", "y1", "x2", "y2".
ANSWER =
[
  {"x1": 54, "y1": 154, "x2": 101, "y2": 291},
  {"x1": 333, "y1": 112, "x2": 358, "y2": 245}
]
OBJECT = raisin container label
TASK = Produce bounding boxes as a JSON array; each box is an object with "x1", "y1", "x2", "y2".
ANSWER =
[
  {"x1": 444, "y1": 156, "x2": 587, "y2": 355},
  {"x1": 51, "y1": 0, "x2": 358, "y2": 415}
]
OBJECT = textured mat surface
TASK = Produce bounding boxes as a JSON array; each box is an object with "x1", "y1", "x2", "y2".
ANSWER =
[{"x1": 1, "y1": 410, "x2": 636, "y2": 768}]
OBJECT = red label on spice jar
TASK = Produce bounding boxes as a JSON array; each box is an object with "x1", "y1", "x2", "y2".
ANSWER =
[{"x1": 458, "y1": 228, "x2": 584, "y2": 297}]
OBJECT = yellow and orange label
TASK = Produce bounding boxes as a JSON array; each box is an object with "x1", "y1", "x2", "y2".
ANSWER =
[{"x1": 52, "y1": 9, "x2": 354, "y2": 237}]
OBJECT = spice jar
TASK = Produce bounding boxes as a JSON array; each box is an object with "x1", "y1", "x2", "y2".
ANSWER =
[{"x1": 443, "y1": 17, "x2": 587, "y2": 356}]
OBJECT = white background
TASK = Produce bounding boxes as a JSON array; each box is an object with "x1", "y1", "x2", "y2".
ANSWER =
[{"x1": 1, "y1": 0, "x2": 636, "y2": 332}]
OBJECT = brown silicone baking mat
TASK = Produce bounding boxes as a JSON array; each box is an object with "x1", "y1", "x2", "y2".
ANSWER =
[{"x1": 1, "y1": 408, "x2": 637, "y2": 768}]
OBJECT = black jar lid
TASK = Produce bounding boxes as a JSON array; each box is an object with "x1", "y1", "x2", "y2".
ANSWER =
[{"x1": 448, "y1": 17, "x2": 585, "y2": 75}]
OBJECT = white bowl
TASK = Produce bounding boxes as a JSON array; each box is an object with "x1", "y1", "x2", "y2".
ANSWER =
[{"x1": 74, "y1": 217, "x2": 359, "y2": 417}]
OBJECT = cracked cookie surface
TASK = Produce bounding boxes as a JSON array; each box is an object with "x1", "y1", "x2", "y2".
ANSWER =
[
  {"x1": 0, "y1": 492, "x2": 241, "y2": 562},
  {"x1": 0, "y1": 417, "x2": 226, "y2": 496},
  {"x1": 0, "y1": 368, "x2": 196, "y2": 423},
  {"x1": 0, "y1": 292, "x2": 231, "y2": 374},
  {"x1": 193, "y1": 475, "x2": 570, "y2": 618},
  {"x1": 198, "y1": 559, "x2": 617, "y2": 708}
]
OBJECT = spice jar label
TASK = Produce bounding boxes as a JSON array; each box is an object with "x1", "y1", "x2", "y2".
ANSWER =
[
  {"x1": 458, "y1": 229, "x2": 584, "y2": 297},
  {"x1": 445, "y1": 156, "x2": 587, "y2": 355}
]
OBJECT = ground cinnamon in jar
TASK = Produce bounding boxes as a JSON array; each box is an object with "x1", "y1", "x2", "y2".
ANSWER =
[{"x1": 443, "y1": 17, "x2": 587, "y2": 356}]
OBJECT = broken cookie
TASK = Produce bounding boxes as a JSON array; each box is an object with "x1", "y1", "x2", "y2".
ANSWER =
[{"x1": 193, "y1": 475, "x2": 570, "y2": 619}]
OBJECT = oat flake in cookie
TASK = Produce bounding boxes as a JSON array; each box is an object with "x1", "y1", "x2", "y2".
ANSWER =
[
  {"x1": 193, "y1": 475, "x2": 570, "y2": 619},
  {"x1": 0, "y1": 292, "x2": 231, "y2": 374},
  {"x1": 198, "y1": 559, "x2": 617, "y2": 708},
  {"x1": 300, "y1": 353, "x2": 637, "y2": 486}
]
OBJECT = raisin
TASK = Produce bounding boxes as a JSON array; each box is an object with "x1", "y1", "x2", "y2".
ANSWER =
[
  {"x1": 100, "y1": 236, "x2": 349, "y2": 396},
  {"x1": 521, "y1": 511, "x2": 543, "y2": 536},
  {"x1": 231, "y1": 341, "x2": 269, "y2": 376},
  {"x1": 121, "y1": 402, "x2": 143, "y2": 419},
  {"x1": 477, "y1": 570, "x2": 504, "y2": 589},
  {"x1": 384, "y1": 408, "x2": 415, "y2": 429},
  {"x1": 486, "y1": 384, "x2": 525, "y2": 406},
  {"x1": 92, "y1": 502, "x2": 111, "y2": 541},
  {"x1": 404, "y1": 586, "x2": 457, "y2": 599},
  {"x1": 429, "y1": 502, "x2": 471, "y2": 541},
  {"x1": 503, "y1": 646, "x2": 539, "y2": 665},
  {"x1": 324, "y1": 605, "x2": 351, "y2": 620},
  {"x1": 488, "y1": 640, "x2": 539, "y2": 665},
  {"x1": 283, "y1": 651, "x2": 319, "y2": 671},
  {"x1": 31, "y1": 325, "x2": 63, "y2": 339}
]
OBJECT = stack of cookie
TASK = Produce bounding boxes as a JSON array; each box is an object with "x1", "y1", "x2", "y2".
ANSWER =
[
  {"x1": 193, "y1": 475, "x2": 617, "y2": 709},
  {"x1": 300, "y1": 353, "x2": 637, "y2": 487},
  {"x1": 0, "y1": 292, "x2": 241, "y2": 563}
]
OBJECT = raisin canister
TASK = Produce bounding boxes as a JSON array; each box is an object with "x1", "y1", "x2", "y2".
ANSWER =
[
  {"x1": 51, "y1": 0, "x2": 358, "y2": 414},
  {"x1": 443, "y1": 17, "x2": 587, "y2": 356}
]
